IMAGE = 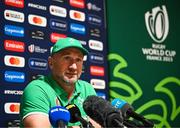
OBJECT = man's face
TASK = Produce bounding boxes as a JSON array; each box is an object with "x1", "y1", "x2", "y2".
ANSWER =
[{"x1": 49, "y1": 47, "x2": 84, "y2": 85}]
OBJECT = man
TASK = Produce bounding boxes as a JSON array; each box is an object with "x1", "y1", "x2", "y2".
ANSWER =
[{"x1": 20, "y1": 37, "x2": 100, "y2": 127}]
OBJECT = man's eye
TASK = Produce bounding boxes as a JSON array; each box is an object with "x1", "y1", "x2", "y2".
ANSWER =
[
  {"x1": 64, "y1": 56, "x2": 71, "y2": 60},
  {"x1": 76, "y1": 58, "x2": 83, "y2": 63}
]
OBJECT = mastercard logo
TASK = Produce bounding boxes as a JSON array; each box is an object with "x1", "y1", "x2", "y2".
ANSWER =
[
  {"x1": 4, "y1": 55, "x2": 25, "y2": 67},
  {"x1": 9, "y1": 57, "x2": 20, "y2": 65},
  {"x1": 28, "y1": 14, "x2": 47, "y2": 27},
  {"x1": 32, "y1": 16, "x2": 42, "y2": 24},
  {"x1": 74, "y1": 12, "x2": 81, "y2": 18},
  {"x1": 4, "y1": 103, "x2": 20, "y2": 114},
  {"x1": 69, "y1": 10, "x2": 85, "y2": 22}
]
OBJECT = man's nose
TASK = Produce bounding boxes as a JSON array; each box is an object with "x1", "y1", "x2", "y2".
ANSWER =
[{"x1": 69, "y1": 62, "x2": 77, "y2": 69}]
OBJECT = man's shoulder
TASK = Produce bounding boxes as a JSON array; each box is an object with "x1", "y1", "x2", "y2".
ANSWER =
[
  {"x1": 24, "y1": 75, "x2": 51, "y2": 91},
  {"x1": 76, "y1": 79, "x2": 95, "y2": 91},
  {"x1": 77, "y1": 79, "x2": 91, "y2": 86},
  {"x1": 76, "y1": 80, "x2": 97, "y2": 100}
]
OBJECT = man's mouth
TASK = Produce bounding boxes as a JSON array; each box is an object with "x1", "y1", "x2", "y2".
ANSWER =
[
  {"x1": 67, "y1": 72, "x2": 76, "y2": 75},
  {"x1": 66, "y1": 72, "x2": 77, "y2": 77}
]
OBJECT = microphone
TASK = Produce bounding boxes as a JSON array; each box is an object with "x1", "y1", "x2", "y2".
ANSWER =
[
  {"x1": 49, "y1": 106, "x2": 70, "y2": 128},
  {"x1": 111, "y1": 98, "x2": 154, "y2": 127},
  {"x1": 83, "y1": 95, "x2": 124, "y2": 128},
  {"x1": 65, "y1": 104, "x2": 94, "y2": 128}
]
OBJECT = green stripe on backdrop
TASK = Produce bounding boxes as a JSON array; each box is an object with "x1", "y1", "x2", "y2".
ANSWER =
[{"x1": 106, "y1": 0, "x2": 180, "y2": 127}]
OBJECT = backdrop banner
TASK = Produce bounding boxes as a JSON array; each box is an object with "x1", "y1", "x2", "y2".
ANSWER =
[
  {"x1": 0, "y1": 0, "x2": 108, "y2": 127},
  {"x1": 107, "y1": 0, "x2": 180, "y2": 127}
]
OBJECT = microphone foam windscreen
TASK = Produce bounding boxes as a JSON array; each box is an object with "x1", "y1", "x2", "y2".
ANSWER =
[
  {"x1": 65, "y1": 104, "x2": 81, "y2": 123},
  {"x1": 83, "y1": 95, "x2": 123, "y2": 127},
  {"x1": 49, "y1": 106, "x2": 70, "y2": 127},
  {"x1": 111, "y1": 98, "x2": 134, "y2": 118}
]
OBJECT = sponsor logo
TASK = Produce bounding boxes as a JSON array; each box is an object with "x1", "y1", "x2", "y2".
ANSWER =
[
  {"x1": 28, "y1": 44, "x2": 48, "y2": 54},
  {"x1": 90, "y1": 66, "x2": 104, "y2": 76},
  {"x1": 4, "y1": 103, "x2": 20, "y2": 114},
  {"x1": 96, "y1": 92, "x2": 106, "y2": 99},
  {"x1": 88, "y1": 14, "x2": 102, "y2": 26},
  {"x1": 50, "y1": 33, "x2": 66, "y2": 43},
  {"x1": 28, "y1": 14, "x2": 47, "y2": 27},
  {"x1": 52, "y1": 0, "x2": 64, "y2": 2},
  {"x1": 87, "y1": 3, "x2": 101, "y2": 12},
  {"x1": 69, "y1": 10, "x2": 85, "y2": 22},
  {"x1": 69, "y1": 0, "x2": 85, "y2": 9},
  {"x1": 89, "y1": 53, "x2": 104, "y2": 64},
  {"x1": 4, "y1": 90, "x2": 23, "y2": 95},
  {"x1": 145, "y1": 5, "x2": 169, "y2": 43},
  {"x1": 90, "y1": 28, "x2": 100, "y2": 37},
  {"x1": 70, "y1": 23, "x2": 86, "y2": 35},
  {"x1": 50, "y1": 19, "x2": 67, "y2": 31},
  {"x1": 7, "y1": 120, "x2": 20, "y2": 127},
  {"x1": 28, "y1": 58, "x2": 48, "y2": 70},
  {"x1": 89, "y1": 40, "x2": 103, "y2": 51},
  {"x1": 4, "y1": 25, "x2": 24, "y2": 37},
  {"x1": 90, "y1": 79, "x2": 105, "y2": 89},
  {"x1": 77, "y1": 97, "x2": 84, "y2": 106},
  {"x1": 79, "y1": 40, "x2": 87, "y2": 45},
  {"x1": 5, "y1": 0, "x2": 24, "y2": 8},
  {"x1": 49, "y1": 5, "x2": 67, "y2": 17},
  {"x1": 4, "y1": 40, "x2": 25, "y2": 52},
  {"x1": 4, "y1": 10, "x2": 24, "y2": 23},
  {"x1": 83, "y1": 55, "x2": 87, "y2": 61},
  {"x1": 30, "y1": 74, "x2": 43, "y2": 81},
  {"x1": 30, "y1": 30, "x2": 45, "y2": 40},
  {"x1": 28, "y1": 3, "x2": 47, "y2": 10},
  {"x1": 4, "y1": 55, "x2": 25, "y2": 67},
  {"x1": 4, "y1": 71, "x2": 25, "y2": 83},
  {"x1": 82, "y1": 65, "x2": 85, "y2": 73}
]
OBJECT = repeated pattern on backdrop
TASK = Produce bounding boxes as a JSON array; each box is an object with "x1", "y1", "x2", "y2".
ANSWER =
[
  {"x1": 0, "y1": 0, "x2": 108, "y2": 127},
  {"x1": 107, "y1": 1, "x2": 180, "y2": 127}
]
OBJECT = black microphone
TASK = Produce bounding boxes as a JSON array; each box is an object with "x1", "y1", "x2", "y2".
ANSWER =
[
  {"x1": 83, "y1": 95, "x2": 124, "y2": 128},
  {"x1": 112, "y1": 98, "x2": 154, "y2": 127},
  {"x1": 49, "y1": 106, "x2": 70, "y2": 128},
  {"x1": 65, "y1": 104, "x2": 94, "y2": 128}
]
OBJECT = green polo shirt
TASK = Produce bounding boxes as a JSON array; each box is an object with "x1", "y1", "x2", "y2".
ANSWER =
[{"x1": 20, "y1": 75, "x2": 96, "y2": 127}]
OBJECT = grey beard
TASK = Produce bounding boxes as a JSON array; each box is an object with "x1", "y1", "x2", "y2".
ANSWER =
[
  {"x1": 63, "y1": 79, "x2": 77, "y2": 86},
  {"x1": 63, "y1": 73, "x2": 81, "y2": 86}
]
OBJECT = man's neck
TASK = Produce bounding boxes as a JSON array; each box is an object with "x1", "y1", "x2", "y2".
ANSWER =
[
  {"x1": 62, "y1": 83, "x2": 75, "y2": 97},
  {"x1": 57, "y1": 79, "x2": 75, "y2": 97}
]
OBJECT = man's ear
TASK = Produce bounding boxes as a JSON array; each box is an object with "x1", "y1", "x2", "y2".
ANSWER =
[{"x1": 48, "y1": 56, "x2": 53, "y2": 69}]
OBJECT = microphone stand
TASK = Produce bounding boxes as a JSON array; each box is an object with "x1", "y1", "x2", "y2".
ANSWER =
[
  {"x1": 127, "y1": 110, "x2": 154, "y2": 127},
  {"x1": 57, "y1": 120, "x2": 67, "y2": 128},
  {"x1": 75, "y1": 114, "x2": 94, "y2": 128},
  {"x1": 123, "y1": 120, "x2": 139, "y2": 128}
]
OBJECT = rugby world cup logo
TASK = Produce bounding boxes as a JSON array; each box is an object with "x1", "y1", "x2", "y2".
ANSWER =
[{"x1": 145, "y1": 5, "x2": 169, "y2": 43}]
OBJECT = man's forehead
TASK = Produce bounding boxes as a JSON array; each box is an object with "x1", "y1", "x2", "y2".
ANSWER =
[{"x1": 57, "y1": 47, "x2": 83, "y2": 55}]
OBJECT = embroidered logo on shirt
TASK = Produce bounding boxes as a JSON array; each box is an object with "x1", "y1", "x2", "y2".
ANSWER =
[{"x1": 77, "y1": 97, "x2": 84, "y2": 105}]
